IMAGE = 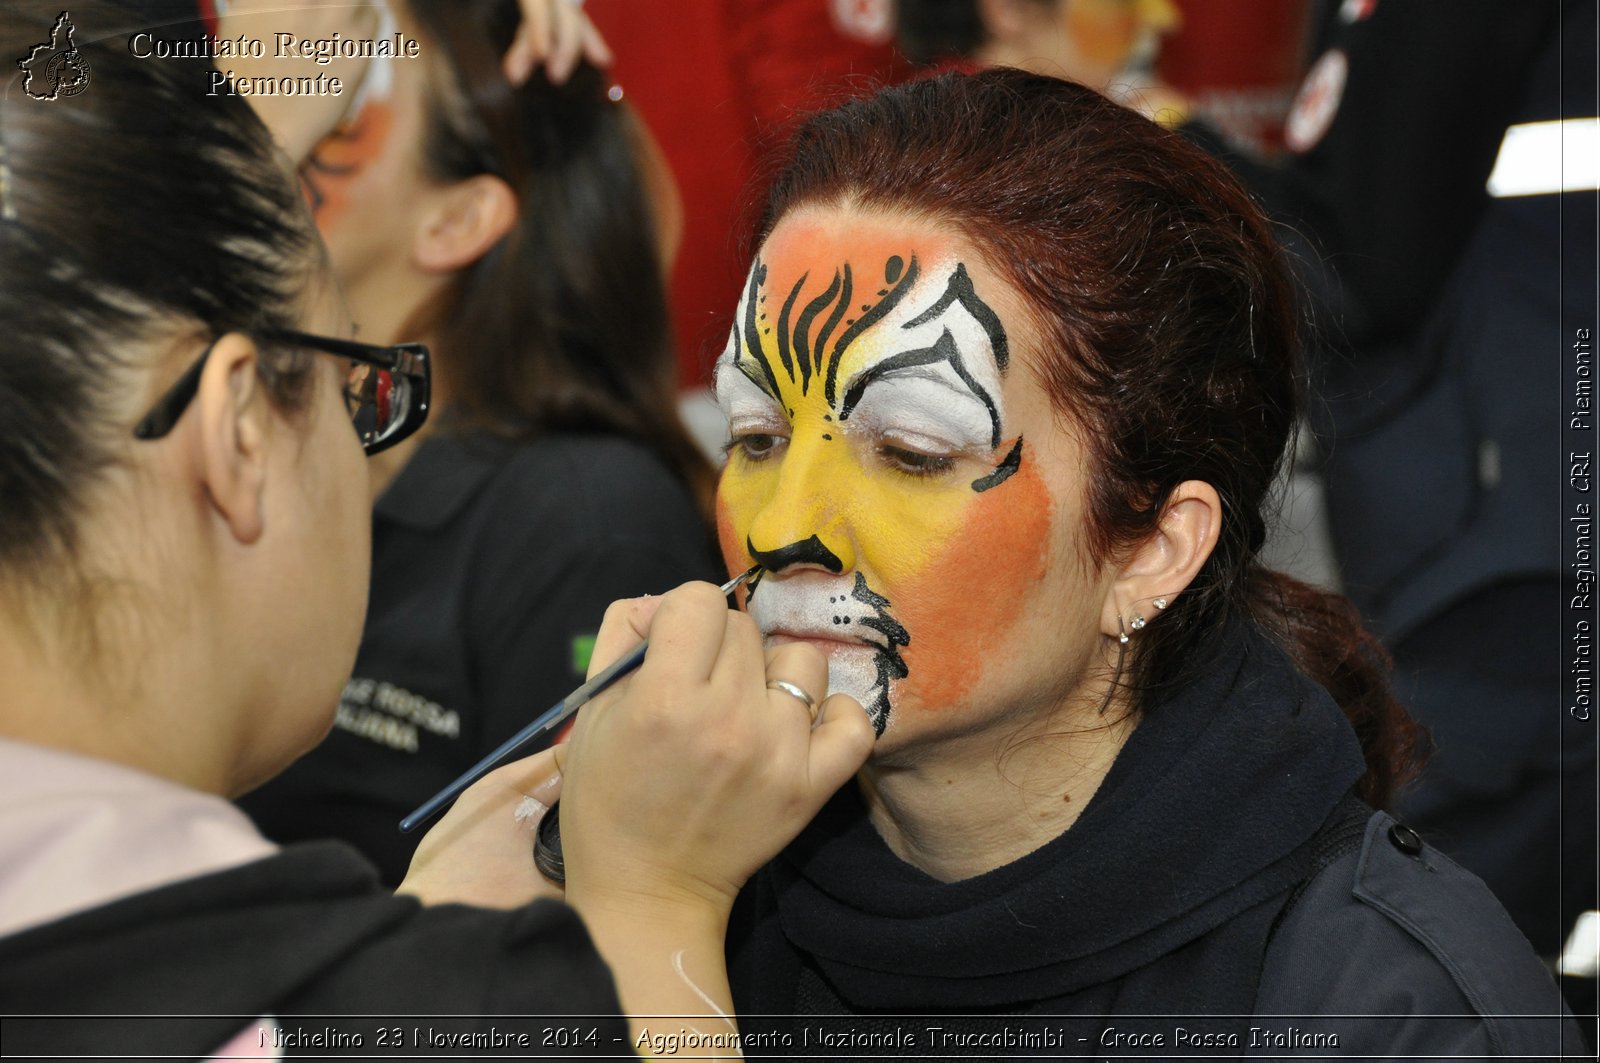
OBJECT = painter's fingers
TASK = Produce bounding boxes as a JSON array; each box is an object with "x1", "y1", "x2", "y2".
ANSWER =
[
  {"x1": 805, "y1": 693, "x2": 875, "y2": 797},
  {"x1": 763, "y1": 642, "x2": 829, "y2": 724},
  {"x1": 585, "y1": 594, "x2": 661, "y2": 681},
  {"x1": 634, "y1": 582, "x2": 740, "y2": 685},
  {"x1": 397, "y1": 747, "x2": 564, "y2": 908},
  {"x1": 509, "y1": 761, "x2": 564, "y2": 833}
]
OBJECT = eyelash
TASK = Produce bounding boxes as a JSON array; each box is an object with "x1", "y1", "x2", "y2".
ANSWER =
[
  {"x1": 725, "y1": 432, "x2": 788, "y2": 463},
  {"x1": 877, "y1": 443, "x2": 957, "y2": 478},
  {"x1": 725, "y1": 429, "x2": 961, "y2": 479}
]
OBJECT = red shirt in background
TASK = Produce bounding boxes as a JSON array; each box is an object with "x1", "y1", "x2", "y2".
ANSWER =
[
  {"x1": 588, "y1": 0, "x2": 911, "y2": 388},
  {"x1": 588, "y1": 0, "x2": 1307, "y2": 388}
]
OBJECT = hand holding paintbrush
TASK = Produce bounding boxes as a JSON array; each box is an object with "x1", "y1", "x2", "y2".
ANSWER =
[{"x1": 395, "y1": 579, "x2": 873, "y2": 1039}]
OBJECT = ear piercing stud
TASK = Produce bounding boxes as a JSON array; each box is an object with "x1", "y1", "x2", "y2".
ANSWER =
[
  {"x1": 1129, "y1": 615, "x2": 1147, "y2": 631},
  {"x1": 1153, "y1": 597, "x2": 1169, "y2": 611}
]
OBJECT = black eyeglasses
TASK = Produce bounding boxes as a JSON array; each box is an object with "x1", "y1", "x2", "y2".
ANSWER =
[{"x1": 132, "y1": 328, "x2": 431, "y2": 456}]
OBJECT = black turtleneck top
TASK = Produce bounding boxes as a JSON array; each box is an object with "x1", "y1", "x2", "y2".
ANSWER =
[{"x1": 726, "y1": 623, "x2": 1580, "y2": 1056}]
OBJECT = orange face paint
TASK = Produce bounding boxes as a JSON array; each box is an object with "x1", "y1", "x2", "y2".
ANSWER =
[
  {"x1": 1064, "y1": 0, "x2": 1144, "y2": 73},
  {"x1": 893, "y1": 457, "x2": 1052, "y2": 712},
  {"x1": 302, "y1": 100, "x2": 395, "y2": 227}
]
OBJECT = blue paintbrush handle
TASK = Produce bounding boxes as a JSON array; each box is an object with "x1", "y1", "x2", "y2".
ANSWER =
[
  {"x1": 397, "y1": 641, "x2": 647, "y2": 833},
  {"x1": 397, "y1": 569, "x2": 756, "y2": 833}
]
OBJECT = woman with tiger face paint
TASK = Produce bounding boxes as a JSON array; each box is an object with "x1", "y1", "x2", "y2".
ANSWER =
[
  {"x1": 717, "y1": 70, "x2": 1580, "y2": 1054},
  {"x1": 718, "y1": 220, "x2": 1076, "y2": 751}
]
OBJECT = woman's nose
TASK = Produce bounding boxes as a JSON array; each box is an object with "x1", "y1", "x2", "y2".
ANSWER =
[{"x1": 743, "y1": 441, "x2": 857, "y2": 574}]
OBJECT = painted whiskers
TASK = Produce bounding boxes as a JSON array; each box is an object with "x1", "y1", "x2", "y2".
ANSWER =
[{"x1": 747, "y1": 571, "x2": 908, "y2": 736}]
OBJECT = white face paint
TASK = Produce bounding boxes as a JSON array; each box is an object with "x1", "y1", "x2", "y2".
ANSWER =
[
  {"x1": 745, "y1": 573, "x2": 897, "y2": 731},
  {"x1": 844, "y1": 368, "x2": 994, "y2": 462}
]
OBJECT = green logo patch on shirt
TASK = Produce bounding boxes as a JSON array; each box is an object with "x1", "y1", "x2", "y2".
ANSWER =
[{"x1": 571, "y1": 633, "x2": 596, "y2": 675}]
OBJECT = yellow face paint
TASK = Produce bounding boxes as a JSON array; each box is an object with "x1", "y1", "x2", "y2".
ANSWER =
[{"x1": 715, "y1": 213, "x2": 1052, "y2": 735}]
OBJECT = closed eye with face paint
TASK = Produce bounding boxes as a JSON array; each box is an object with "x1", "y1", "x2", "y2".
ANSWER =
[{"x1": 715, "y1": 208, "x2": 1105, "y2": 748}]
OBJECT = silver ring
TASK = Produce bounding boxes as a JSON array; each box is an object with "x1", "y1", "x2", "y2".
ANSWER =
[{"x1": 766, "y1": 679, "x2": 816, "y2": 714}]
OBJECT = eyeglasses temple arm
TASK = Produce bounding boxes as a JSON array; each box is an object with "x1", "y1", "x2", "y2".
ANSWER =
[{"x1": 132, "y1": 347, "x2": 210, "y2": 441}]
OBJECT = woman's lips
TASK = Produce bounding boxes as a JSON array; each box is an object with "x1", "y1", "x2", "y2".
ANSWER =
[{"x1": 765, "y1": 630, "x2": 871, "y2": 652}]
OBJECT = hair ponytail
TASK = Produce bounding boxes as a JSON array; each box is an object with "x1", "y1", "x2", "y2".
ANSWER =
[{"x1": 1246, "y1": 566, "x2": 1426, "y2": 806}]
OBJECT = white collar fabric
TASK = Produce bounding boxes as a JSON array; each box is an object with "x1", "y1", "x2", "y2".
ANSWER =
[{"x1": 0, "y1": 738, "x2": 277, "y2": 938}]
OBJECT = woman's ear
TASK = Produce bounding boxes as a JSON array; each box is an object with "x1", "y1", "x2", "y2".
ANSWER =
[
  {"x1": 1099, "y1": 480, "x2": 1222, "y2": 639},
  {"x1": 191, "y1": 332, "x2": 270, "y2": 545},
  {"x1": 411, "y1": 173, "x2": 518, "y2": 274}
]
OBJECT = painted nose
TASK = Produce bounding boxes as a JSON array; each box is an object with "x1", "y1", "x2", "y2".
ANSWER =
[{"x1": 743, "y1": 438, "x2": 857, "y2": 574}]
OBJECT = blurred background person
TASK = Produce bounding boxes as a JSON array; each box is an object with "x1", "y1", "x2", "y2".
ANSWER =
[
  {"x1": 893, "y1": 0, "x2": 1190, "y2": 124},
  {"x1": 1263, "y1": 0, "x2": 1598, "y2": 1027},
  {"x1": 228, "y1": 0, "x2": 720, "y2": 885}
]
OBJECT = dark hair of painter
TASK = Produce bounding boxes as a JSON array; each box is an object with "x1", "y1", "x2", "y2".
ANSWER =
[
  {"x1": 0, "y1": 0, "x2": 314, "y2": 582},
  {"x1": 753, "y1": 70, "x2": 1423, "y2": 807},
  {"x1": 402, "y1": 0, "x2": 713, "y2": 510}
]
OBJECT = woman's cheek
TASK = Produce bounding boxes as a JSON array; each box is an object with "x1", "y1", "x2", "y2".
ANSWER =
[{"x1": 889, "y1": 457, "x2": 1053, "y2": 713}]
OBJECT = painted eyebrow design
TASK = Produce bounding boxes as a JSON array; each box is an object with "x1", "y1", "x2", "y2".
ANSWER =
[
  {"x1": 837, "y1": 263, "x2": 1010, "y2": 449},
  {"x1": 899, "y1": 262, "x2": 1009, "y2": 371},
  {"x1": 736, "y1": 253, "x2": 924, "y2": 405},
  {"x1": 837, "y1": 331, "x2": 1001, "y2": 449},
  {"x1": 735, "y1": 256, "x2": 1011, "y2": 430},
  {"x1": 735, "y1": 355, "x2": 780, "y2": 402}
]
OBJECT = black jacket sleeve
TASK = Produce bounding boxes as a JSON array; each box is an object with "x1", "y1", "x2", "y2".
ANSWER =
[{"x1": 1252, "y1": 811, "x2": 1583, "y2": 1058}]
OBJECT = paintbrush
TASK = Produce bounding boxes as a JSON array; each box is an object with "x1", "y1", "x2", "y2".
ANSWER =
[{"x1": 399, "y1": 566, "x2": 760, "y2": 833}]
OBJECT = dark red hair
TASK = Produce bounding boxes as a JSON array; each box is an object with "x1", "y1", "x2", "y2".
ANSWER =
[{"x1": 753, "y1": 69, "x2": 1422, "y2": 807}]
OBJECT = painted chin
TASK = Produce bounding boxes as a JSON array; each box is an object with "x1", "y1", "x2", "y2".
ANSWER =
[
  {"x1": 750, "y1": 578, "x2": 904, "y2": 737},
  {"x1": 821, "y1": 644, "x2": 892, "y2": 735}
]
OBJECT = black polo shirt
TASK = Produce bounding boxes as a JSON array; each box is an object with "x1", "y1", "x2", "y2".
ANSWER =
[{"x1": 239, "y1": 430, "x2": 719, "y2": 884}]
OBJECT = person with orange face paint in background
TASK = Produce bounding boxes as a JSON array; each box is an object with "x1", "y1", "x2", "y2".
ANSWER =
[
  {"x1": 893, "y1": 0, "x2": 1189, "y2": 124},
  {"x1": 713, "y1": 71, "x2": 1583, "y2": 1055},
  {"x1": 219, "y1": 0, "x2": 722, "y2": 886},
  {"x1": 890, "y1": 0, "x2": 1284, "y2": 223}
]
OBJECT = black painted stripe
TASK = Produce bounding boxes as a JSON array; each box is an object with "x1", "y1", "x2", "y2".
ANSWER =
[
  {"x1": 775, "y1": 271, "x2": 807, "y2": 383},
  {"x1": 971, "y1": 436, "x2": 1023, "y2": 492},
  {"x1": 837, "y1": 330, "x2": 957, "y2": 422},
  {"x1": 900, "y1": 262, "x2": 1009, "y2": 371},
  {"x1": 824, "y1": 254, "x2": 920, "y2": 408},
  {"x1": 742, "y1": 263, "x2": 783, "y2": 398},
  {"x1": 792, "y1": 271, "x2": 843, "y2": 397},
  {"x1": 813, "y1": 262, "x2": 852, "y2": 400}
]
